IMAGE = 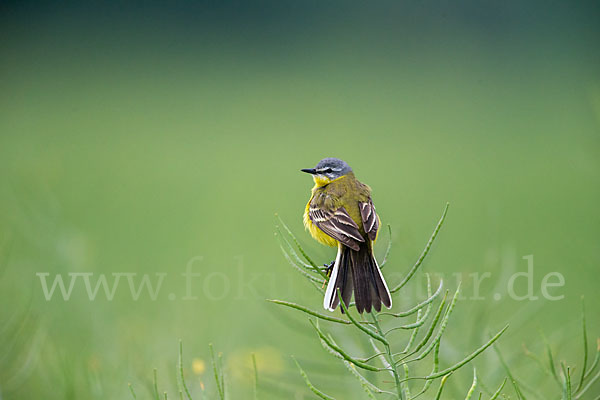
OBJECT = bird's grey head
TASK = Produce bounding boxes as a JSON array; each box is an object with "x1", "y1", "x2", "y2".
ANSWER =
[{"x1": 301, "y1": 157, "x2": 353, "y2": 181}]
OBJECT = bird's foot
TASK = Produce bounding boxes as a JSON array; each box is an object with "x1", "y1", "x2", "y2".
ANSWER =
[{"x1": 321, "y1": 260, "x2": 335, "y2": 288}]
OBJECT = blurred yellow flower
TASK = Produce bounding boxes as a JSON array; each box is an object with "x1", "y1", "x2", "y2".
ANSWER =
[
  {"x1": 227, "y1": 346, "x2": 284, "y2": 383},
  {"x1": 192, "y1": 358, "x2": 206, "y2": 375}
]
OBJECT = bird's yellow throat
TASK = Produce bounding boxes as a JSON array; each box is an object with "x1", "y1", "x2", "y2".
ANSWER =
[
  {"x1": 303, "y1": 174, "x2": 349, "y2": 248},
  {"x1": 311, "y1": 173, "x2": 349, "y2": 188},
  {"x1": 312, "y1": 175, "x2": 332, "y2": 187}
]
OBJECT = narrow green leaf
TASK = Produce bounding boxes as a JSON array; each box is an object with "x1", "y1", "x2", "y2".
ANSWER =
[
  {"x1": 386, "y1": 277, "x2": 436, "y2": 336},
  {"x1": 388, "y1": 304, "x2": 432, "y2": 332},
  {"x1": 343, "y1": 361, "x2": 379, "y2": 399},
  {"x1": 277, "y1": 225, "x2": 328, "y2": 281},
  {"x1": 396, "y1": 276, "x2": 436, "y2": 358},
  {"x1": 561, "y1": 363, "x2": 571, "y2": 400},
  {"x1": 327, "y1": 335, "x2": 388, "y2": 397},
  {"x1": 379, "y1": 225, "x2": 392, "y2": 268},
  {"x1": 427, "y1": 325, "x2": 509, "y2": 380},
  {"x1": 522, "y1": 344, "x2": 551, "y2": 376},
  {"x1": 267, "y1": 299, "x2": 350, "y2": 324},
  {"x1": 578, "y1": 370, "x2": 600, "y2": 398},
  {"x1": 566, "y1": 366, "x2": 572, "y2": 400},
  {"x1": 494, "y1": 344, "x2": 526, "y2": 400},
  {"x1": 275, "y1": 215, "x2": 323, "y2": 276},
  {"x1": 218, "y1": 352, "x2": 225, "y2": 398},
  {"x1": 275, "y1": 227, "x2": 315, "y2": 271},
  {"x1": 292, "y1": 356, "x2": 335, "y2": 400},
  {"x1": 310, "y1": 320, "x2": 382, "y2": 372},
  {"x1": 465, "y1": 368, "x2": 477, "y2": 400},
  {"x1": 337, "y1": 289, "x2": 388, "y2": 345},
  {"x1": 402, "y1": 363, "x2": 412, "y2": 398},
  {"x1": 325, "y1": 329, "x2": 394, "y2": 397},
  {"x1": 488, "y1": 378, "x2": 507, "y2": 400},
  {"x1": 359, "y1": 351, "x2": 387, "y2": 363},
  {"x1": 413, "y1": 340, "x2": 441, "y2": 397},
  {"x1": 279, "y1": 242, "x2": 324, "y2": 284},
  {"x1": 382, "y1": 277, "x2": 443, "y2": 318},
  {"x1": 153, "y1": 369, "x2": 160, "y2": 400},
  {"x1": 584, "y1": 338, "x2": 600, "y2": 380},
  {"x1": 369, "y1": 339, "x2": 394, "y2": 378},
  {"x1": 576, "y1": 297, "x2": 588, "y2": 392},
  {"x1": 391, "y1": 203, "x2": 449, "y2": 293},
  {"x1": 412, "y1": 284, "x2": 461, "y2": 362},
  {"x1": 541, "y1": 332, "x2": 561, "y2": 387},
  {"x1": 400, "y1": 309, "x2": 421, "y2": 354},
  {"x1": 398, "y1": 291, "x2": 447, "y2": 363},
  {"x1": 252, "y1": 353, "x2": 258, "y2": 400}
]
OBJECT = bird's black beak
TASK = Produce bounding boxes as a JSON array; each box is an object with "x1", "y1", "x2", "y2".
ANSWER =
[{"x1": 301, "y1": 168, "x2": 317, "y2": 174}]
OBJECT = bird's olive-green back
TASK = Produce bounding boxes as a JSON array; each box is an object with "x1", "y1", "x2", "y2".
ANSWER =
[{"x1": 310, "y1": 172, "x2": 373, "y2": 235}]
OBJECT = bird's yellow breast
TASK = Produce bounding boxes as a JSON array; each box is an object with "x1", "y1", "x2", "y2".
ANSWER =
[
  {"x1": 304, "y1": 199, "x2": 338, "y2": 247},
  {"x1": 303, "y1": 174, "x2": 349, "y2": 247}
]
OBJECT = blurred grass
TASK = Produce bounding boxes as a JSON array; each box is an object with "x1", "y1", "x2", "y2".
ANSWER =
[{"x1": 1, "y1": 0, "x2": 599, "y2": 398}]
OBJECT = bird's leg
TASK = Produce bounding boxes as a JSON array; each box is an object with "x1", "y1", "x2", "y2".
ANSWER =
[
  {"x1": 324, "y1": 260, "x2": 335, "y2": 276},
  {"x1": 321, "y1": 260, "x2": 336, "y2": 288}
]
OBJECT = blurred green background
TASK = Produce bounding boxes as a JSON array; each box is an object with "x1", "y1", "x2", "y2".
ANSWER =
[{"x1": 1, "y1": 0, "x2": 599, "y2": 398}]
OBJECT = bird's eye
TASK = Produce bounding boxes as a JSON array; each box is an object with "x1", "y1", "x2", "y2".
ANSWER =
[{"x1": 324, "y1": 168, "x2": 333, "y2": 173}]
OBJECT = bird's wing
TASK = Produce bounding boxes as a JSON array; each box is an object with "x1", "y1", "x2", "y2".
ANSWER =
[
  {"x1": 359, "y1": 199, "x2": 379, "y2": 241},
  {"x1": 309, "y1": 206, "x2": 364, "y2": 251}
]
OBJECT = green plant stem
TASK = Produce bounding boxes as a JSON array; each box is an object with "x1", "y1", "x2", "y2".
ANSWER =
[
  {"x1": 252, "y1": 353, "x2": 258, "y2": 400},
  {"x1": 128, "y1": 383, "x2": 137, "y2": 399},
  {"x1": 576, "y1": 297, "x2": 588, "y2": 392},
  {"x1": 337, "y1": 289, "x2": 388, "y2": 344},
  {"x1": 541, "y1": 331, "x2": 562, "y2": 388},
  {"x1": 179, "y1": 340, "x2": 193, "y2": 400},
  {"x1": 153, "y1": 369, "x2": 160, "y2": 400},
  {"x1": 434, "y1": 374, "x2": 451, "y2": 400},
  {"x1": 380, "y1": 225, "x2": 393, "y2": 268},
  {"x1": 275, "y1": 215, "x2": 327, "y2": 280},
  {"x1": 209, "y1": 343, "x2": 225, "y2": 400},
  {"x1": 370, "y1": 312, "x2": 403, "y2": 399}
]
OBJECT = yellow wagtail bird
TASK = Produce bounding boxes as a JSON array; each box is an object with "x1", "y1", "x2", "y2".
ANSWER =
[{"x1": 302, "y1": 157, "x2": 392, "y2": 314}]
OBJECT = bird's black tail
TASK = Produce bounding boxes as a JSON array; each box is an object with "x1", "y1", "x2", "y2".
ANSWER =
[{"x1": 324, "y1": 242, "x2": 392, "y2": 313}]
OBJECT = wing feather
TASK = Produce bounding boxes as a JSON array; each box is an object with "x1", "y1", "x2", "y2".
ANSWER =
[
  {"x1": 359, "y1": 199, "x2": 379, "y2": 241},
  {"x1": 309, "y1": 206, "x2": 364, "y2": 250}
]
